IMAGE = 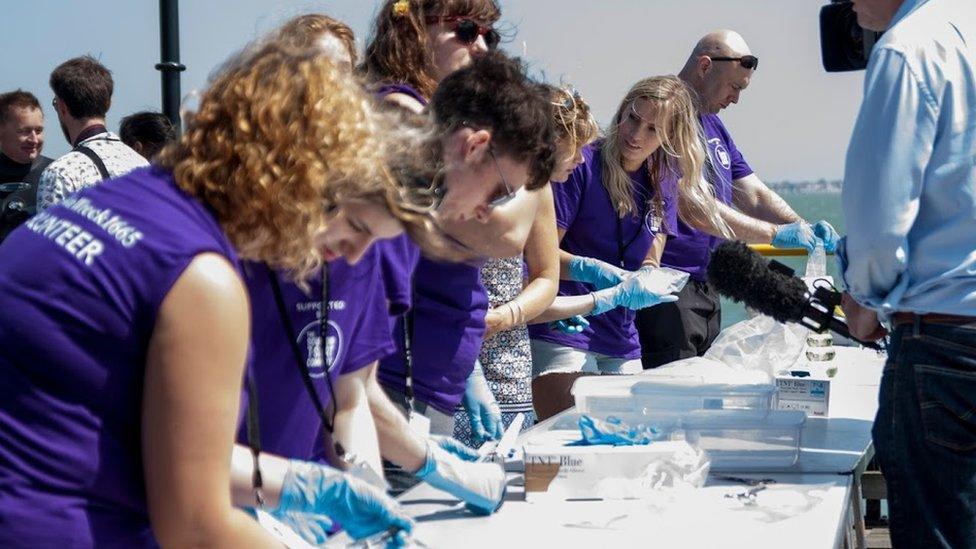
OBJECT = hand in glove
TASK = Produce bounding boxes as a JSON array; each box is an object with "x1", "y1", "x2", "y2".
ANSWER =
[
  {"x1": 591, "y1": 271, "x2": 679, "y2": 315},
  {"x1": 771, "y1": 221, "x2": 818, "y2": 251},
  {"x1": 431, "y1": 435, "x2": 480, "y2": 462},
  {"x1": 812, "y1": 220, "x2": 840, "y2": 253},
  {"x1": 552, "y1": 315, "x2": 590, "y2": 334},
  {"x1": 272, "y1": 459, "x2": 413, "y2": 541},
  {"x1": 567, "y1": 256, "x2": 629, "y2": 290},
  {"x1": 414, "y1": 439, "x2": 507, "y2": 515},
  {"x1": 462, "y1": 362, "x2": 504, "y2": 445}
]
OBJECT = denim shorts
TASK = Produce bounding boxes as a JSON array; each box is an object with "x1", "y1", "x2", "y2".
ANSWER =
[{"x1": 529, "y1": 339, "x2": 642, "y2": 377}]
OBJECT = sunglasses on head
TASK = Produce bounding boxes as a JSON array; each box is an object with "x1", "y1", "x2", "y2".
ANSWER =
[
  {"x1": 426, "y1": 16, "x2": 500, "y2": 50},
  {"x1": 709, "y1": 55, "x2": 759, "y2": 70}
]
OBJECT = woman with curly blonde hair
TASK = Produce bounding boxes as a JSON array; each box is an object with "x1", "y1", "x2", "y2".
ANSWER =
[{"x1": 0, "y1": 42, "x2": 416, "y2": 547}]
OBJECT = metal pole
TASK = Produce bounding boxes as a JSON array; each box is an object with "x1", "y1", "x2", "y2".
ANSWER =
[{"x1": 156, "y1": 0, "x2": 186, "y2": 134}]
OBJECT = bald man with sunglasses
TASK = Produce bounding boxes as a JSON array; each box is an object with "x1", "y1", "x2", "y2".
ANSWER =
[{"x1": 636, "y1": 30, "x2": 838, "y2": 369}]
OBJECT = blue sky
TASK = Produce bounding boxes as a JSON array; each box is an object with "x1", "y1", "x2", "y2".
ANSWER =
[{"x1": 1, "y1": 0, "x2": 865, "y2": 181}]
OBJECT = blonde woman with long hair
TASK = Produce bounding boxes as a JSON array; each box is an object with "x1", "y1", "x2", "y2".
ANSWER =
[
  {"x1": 528, "y1": 76, "x2": 730, "y2": 420},
  {"x1": 0, "y1": 43, "x2": 423, "y2": 547}
]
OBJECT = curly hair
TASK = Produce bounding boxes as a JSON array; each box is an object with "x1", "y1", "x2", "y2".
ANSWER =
[
  {"x1": 362, "y1": 0, "x2": 501, "y2": 99},
  {"x1": 548, "y1": 85, "x2": 599, "y2": 167},
  {"x1": 273, "y1": 13, "x2": 358, "y2": 65},
  {"x1": 156, "y1": 43, "x2": 391, "y2": 281},
  {"x1": 430, "y1": 51, "x2": 556, "y2": 191},
  {"x1": 602, "y1": 76, "x2": 730, "y2": 237}
]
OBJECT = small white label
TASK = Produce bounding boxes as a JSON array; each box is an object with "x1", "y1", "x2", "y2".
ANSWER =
[
  {"x1": 255, "y1": 509, "x2": 316, "y2": 549},
  {"x1": 408, "y1": 410, "x2": 431, "y2": 437}
]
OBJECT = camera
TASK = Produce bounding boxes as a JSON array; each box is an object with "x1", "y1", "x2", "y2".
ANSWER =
[{"x1": 820, "y1": 1, "x2": 884, "y2": 72}]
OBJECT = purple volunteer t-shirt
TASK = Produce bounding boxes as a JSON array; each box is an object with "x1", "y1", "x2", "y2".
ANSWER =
[
  {"x1": 238, "y1": 245, "x2": 395, "y2": 460},
  {"x1": 528, "y1": 141, "x2": 678, "y2": 359},
  {"x1": 372, "y1": 83, "x2": 488, "y2": 415},
  {"x1": 661, "y1": 114, "x2": 752, "y2": 280},
  {"x1": 377, "y1": 245, "x2": 489, "y2": 415},
  {"x1": 0, "y1": 167, "x2": 241, "y2": 547}
]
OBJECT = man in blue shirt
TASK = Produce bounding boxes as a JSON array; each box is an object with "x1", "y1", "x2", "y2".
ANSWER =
[{"x1": 839, "y1": 1, "x2": 976, "y2": 546}]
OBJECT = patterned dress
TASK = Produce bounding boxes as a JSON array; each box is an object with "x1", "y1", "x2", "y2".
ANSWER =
[{"x1": 454, "y1": 256, "x2": 536, "y2": 445}]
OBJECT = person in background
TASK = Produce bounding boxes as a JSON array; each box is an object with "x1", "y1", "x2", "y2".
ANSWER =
[
  {"x1": 453, "y1": 85, "x2": 598, "y2": 443},
  {"x1": 0, "y1": 89, "x2": 52, "y2": 241},
  {"x1": 636, "y1": 30, "x2": 840, "y2": 369},
  {"x1": 528, "y1": 76, "x2": 726, "y2": 420},
  {"x1": 36, "y1": 56, "x2": 147, "y2": 211},
  {"x1": 0, "y1": 42, "x2": 412, "y2": 547},
  {"x1": 839, "y1": 0, "x2": 976, "y2": 547},
  {"x1": 119, "y1": 111, "x2": 176, "y2": 161},
  {"x1": 363, "y1": 0, "x2": 517, "y2": 447}
]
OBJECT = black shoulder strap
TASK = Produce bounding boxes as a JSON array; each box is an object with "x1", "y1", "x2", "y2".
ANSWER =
[{"x1": 73, "y1": 145, "x2": 111, "y2": 182}]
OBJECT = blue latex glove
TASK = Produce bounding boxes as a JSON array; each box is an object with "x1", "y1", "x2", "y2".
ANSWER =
[
  {"x1": 431, "y1": 435, "x2": 480, "y2": 462},
  {"x1": 462, "y1": 362, "x2": 504, "y2": 445},
  {"x1": 771, "y1": 221, "x2": 818, "y2": 251},
  {"x1": 414, "y1": 440, "x2": 506, "y2": 515},
  {"x1": 812, "y1": 220, "x2": 840, "y2": 253},
  {"x1": 268, "y1": 510, "x2": 334, "y2": 546},
  {"x1": 591, "y1": 273, "x2": 678, "y2": 316},
  {"x1": 570, "y1": 415, "x2": 664, "y2": 446},
  {"x1": 273, "y1": 459, "x2": 413, "y2": 541},
  {"x1": 552, "y1": 315, "x2": 590, "y2": 334},
  {"x1": 567, "y1": 256, "x2": 629, "y2": 290}
]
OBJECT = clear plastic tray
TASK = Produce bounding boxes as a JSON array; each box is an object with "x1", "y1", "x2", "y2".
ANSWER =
[
  {"x1": 631, "y1": 380, "x2": 777, "y2": 418},
  {"x1": 571, "y1": 375, "x2": 776, "y2": 418},
  {"x1": 542, "y1": 409, "x2": 805, "y2": 472},
  {"x1": 680, "y1": 409, "x2": 806, "y2": 471}
]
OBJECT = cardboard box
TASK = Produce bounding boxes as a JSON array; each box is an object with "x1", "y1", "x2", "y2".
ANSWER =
[
  {"x1": 523, "y1": 431, "x2": 698, "y2": 501},
  {"x1": 775, "y1": 372, "x2": 831, "y2": 417}
]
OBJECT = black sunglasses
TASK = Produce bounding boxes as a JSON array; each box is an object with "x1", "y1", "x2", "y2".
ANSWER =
[
  {"x1": 709, "y1": 55, "x2": 759, "y2": 70},
  {"x1": 427, "y1": 16, "x2": 500, "y2": 50}
]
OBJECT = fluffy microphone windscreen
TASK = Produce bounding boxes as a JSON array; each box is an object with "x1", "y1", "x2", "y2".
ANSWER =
[{"x1": 706, "y1": 241, "x2": 809, "y2": 324}]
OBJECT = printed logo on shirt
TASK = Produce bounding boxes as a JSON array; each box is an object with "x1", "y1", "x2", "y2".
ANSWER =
[
  {"x1": 298, "y1": 318, "x2": 344, "y2": 378},
  {"x1": 708, "y1": 138, "x2": 732, "y2": 170}
]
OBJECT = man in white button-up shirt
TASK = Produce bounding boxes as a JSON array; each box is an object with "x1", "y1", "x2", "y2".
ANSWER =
[
  {"x1": 36, "y1": 56, "x2": 147, "y2": 212},
  {"x1": 839, "y1": 1, "x2": 976, "y2": 547}
]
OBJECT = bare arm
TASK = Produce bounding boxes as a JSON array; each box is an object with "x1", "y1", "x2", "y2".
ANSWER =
[
  {"x1": 683, "y1": 194, "x2": 778, "y2": 244},
  {"x1": 731, "y1": 173, "x2": 802, "y2": 224},
  {"x1": 143, "y1": 253, "x2": 278, "y2": 546},
  {"x1": 641, "y1": 233, "x2": 667, "y2": 268},
  {"x1": 362, "y1": 363, "x2": 427, "y2": 473},
  {"x1": 327, "y1": 364, "x2": 384, "y2": 477},
  {"x1": 485, "y1": 186, "x2": 559, "y2": 337}
]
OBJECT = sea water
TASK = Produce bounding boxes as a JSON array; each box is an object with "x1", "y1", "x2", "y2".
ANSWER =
[{"x1": 720, "y1": 190, "x2": 845, "y2": 328}]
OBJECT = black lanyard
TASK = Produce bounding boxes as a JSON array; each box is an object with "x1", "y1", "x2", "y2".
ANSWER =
[
  {"x1": 403, "y1": 284, "x2": 417, "y2": 412},
  {"x1": 267, "y1": 265, "x2": 338, "y2": 436},
  {"x1": 243, "y1": 264, "x2": 338, "y2": 503}
]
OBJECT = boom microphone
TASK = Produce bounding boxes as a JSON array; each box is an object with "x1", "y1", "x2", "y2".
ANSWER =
[{"x1": 707, "y1": 241, "x2": 883, "y2": 351}]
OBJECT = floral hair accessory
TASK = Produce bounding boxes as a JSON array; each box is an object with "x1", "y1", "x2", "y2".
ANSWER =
[{"x1": 393, "y1": 0, "x2": 410, "y2": 17}]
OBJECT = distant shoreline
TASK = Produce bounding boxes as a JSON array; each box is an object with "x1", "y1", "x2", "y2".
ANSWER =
[{"x1": 768, "y1": 179, "x2": 842, "y2": 194}]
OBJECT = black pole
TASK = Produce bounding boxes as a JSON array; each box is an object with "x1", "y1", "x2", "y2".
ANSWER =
[{"x1": 156, "y1": 0, "x2": 186, "y2": 134}]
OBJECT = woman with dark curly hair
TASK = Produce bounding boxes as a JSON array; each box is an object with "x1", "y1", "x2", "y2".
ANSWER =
[{"x1": 0, "y1": 42, "x2": 418, "y2": 547}]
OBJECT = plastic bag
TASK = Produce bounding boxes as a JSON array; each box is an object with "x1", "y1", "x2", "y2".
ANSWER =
[
  {"x1": 704, "y1": 315, "x2": 807, "y2": 378},
  {"x1": 634, "y1": 266, "x2": 690, "y2": 296}
]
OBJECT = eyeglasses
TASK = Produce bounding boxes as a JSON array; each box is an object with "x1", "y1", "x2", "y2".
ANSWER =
[
  {"x1": 709, "y1": 55, "x2": 759, "y2": 70},
  {"x1": 429, "y1": 145, "x2": 515, "y2": 211},
  {"x1": 426, "y1": 16, "x2": 500, "y2": 50},
  {"x1": 487, "y1": 146, "x2": 516, "y2": 208}
]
